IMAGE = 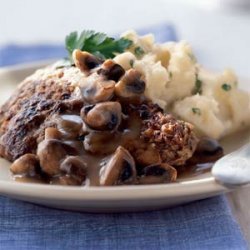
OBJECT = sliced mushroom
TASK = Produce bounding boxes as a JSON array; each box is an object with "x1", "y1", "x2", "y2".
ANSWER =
[
  {"x1": 72, "y1": 49, "x2": 102, "y2": 73},
  {"x1": 45, "y1": 127, "x2": 61, "y2": 140},
  {"x1": 10, "y1": 154, "x2": 40, "y2": 177},
  {"x1": 81, "y1": 102, "x2": 122, "y2": 131},
  {"x1": 83, "y1": 131, "x2": 120, "y2": 154},
  {"x1": 197, "y1": 138, "x2": 223, "y2": 156},
  {"x1": 37, "y1": 139, "x2": 77, "y2": 176},
  {"x1": 97, "y1": 59, "x2": 125, "y2": 82},
  {"x1": 189, "y1": 138, "x2": 223, "y2": 164},
  {"x1": 81, "y1": 74, "x2": 115, "y2": 104},
  {"x1": 115, "y1": 69, "x2": 145, "y2": 98},
  {"x1": 99, "y1": 146, "x2": 136, "y2": 185},
  {"x1": 56, "y1": 114, "x2": 83, "y2": 139},
  {"x1": 138, "y1": 163, "x2": 177, "y2": 184},
  {"x1": 60, "y1": 156, "x2": 87, "y2": 180}
]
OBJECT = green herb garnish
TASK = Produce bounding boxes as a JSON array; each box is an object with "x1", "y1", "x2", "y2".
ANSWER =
[
  {"x1": 193, "y1": 74, "x2": 202, "y2": 95},
  {"x1": 192, "y1": 107, "x2": 201, "y2": 115},
  {"x1": 129, "y1": 59, "x2": 134, "y2": 68},
  {"x1": 134, "y1": 46, "x2": 145, "y2": 57},
  {"x1": 65, "y1": 30, "x2": 133, "y2": 62},
  {"x1": 169, "y1": 72, "x2": 173, "y2": 79},
  {"x1": 221, "y1": 83, "x2": 231, "y2": 91}
]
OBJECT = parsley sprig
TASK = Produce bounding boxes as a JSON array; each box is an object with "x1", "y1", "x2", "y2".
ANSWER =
[
  {"x1": 65, "y1": 30, "x2": 133, "y2": 62},
  {"x1": 192, "y1": 107, "x2": 201, "y2": 115},
  {"x1": 134, "y1": 46, "x2": 145, "y2": 57},
  {"x1": 192, "y1": 74, "x2": 202, "y2": 95},
  {"x1": 221, "y1": 83, "x2": 231, "y2": 91}
]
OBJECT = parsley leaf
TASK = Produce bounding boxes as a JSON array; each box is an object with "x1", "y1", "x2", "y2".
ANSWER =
[
  {"x1": 65, "y1": 30, "x2": 133, "y2": 62},
  {"x1": 221, "y1": 83, "x2": 231, "y2": 91},
  {"x1": 193, "y1": 74, "x2": 202, "y2": 95},
  {"x1": 192, "y1": 107, "x2": 201, "y2": 115},
  {"x1": 134, "y1": 46, "x2": 145, "y2": 57}
]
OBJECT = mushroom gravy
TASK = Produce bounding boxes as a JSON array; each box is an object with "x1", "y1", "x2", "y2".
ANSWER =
[
  {"x1": 13, "y1": 162, "x2": 219, "y2": 185},
  {"x1": 8, "y1": 50, "x2": 221, "y2": 186},
  {"x1": 12, "y1": 112, "x2": 143, "y2": 186},
  {"x1": 12, "y1": 112, "x2": 223, "y2": 186}
]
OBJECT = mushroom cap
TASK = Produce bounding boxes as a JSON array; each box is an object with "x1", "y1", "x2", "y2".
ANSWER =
[
  {"x1": 81, "y1": 74, "x2": 115, "y2": 104},
  {"x1": 188, "y1": 138, "x2": 223, "y2": 164},
  {"x1": 44, "y1": 127, "x2": 62, "y2": 140},
  {"x1": 99, "y1": 146, "x2": 136, "y2": 186},
  {"x1": 73, "y1": 50, "x2": 102, "y2": 73},
  {"x1": 37, "y1": 139, "x2": 77, "y2": 176},
  {"x1": 196, "y1": 138, "x2": 223, "y2": 155},
  {"x1": 97, "y1": 59, "x2": 125, "y2": 82},
  {"x1": 138, "y1": 163, "x2": 177, "y2": 184},
  {"x1": 83, "y1": 131, "x2": 120, "y2": 154},
  {"x1": 60, "y1": 156, "x2": 87, "y2": 180},
  {"x1": 115, "y1": 69, "x2": 145, "y2": 98},
  {"x1": 10, "y1": 153, "x2": 40, "y2": 176},
  {"x1": 56, "y1": 114, "x2": 83, "y2": 139},
  {"x1": 81, "y1": 102, "x2": 122, "y2": 131}
]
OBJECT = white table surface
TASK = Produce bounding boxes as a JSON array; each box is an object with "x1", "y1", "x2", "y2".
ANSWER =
[{"x1": 1, "y1": 0, "x2": 250, "y2": 245}]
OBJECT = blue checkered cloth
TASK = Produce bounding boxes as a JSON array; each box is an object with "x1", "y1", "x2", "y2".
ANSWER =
[{"x1": 0, "y1": 23, "x2": 247, "y2": 250}]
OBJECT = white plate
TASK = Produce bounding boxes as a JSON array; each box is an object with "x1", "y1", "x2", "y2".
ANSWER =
[{"x1": 0, "y1": 62, "x2": 249, "y2": 212}]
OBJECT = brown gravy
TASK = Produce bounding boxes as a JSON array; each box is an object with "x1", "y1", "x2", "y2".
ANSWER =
[
  {"x1": 14, "y1": 162, "x2": 215, "y2": 185},
  {"x1": 13, "y1": 113, "x2": 222, "y2": 186},
  {"x1": 177, "y1": 163, "x2": 214, "y2": 179},
  {"x1": 14, "y1": 113, "x2": 143, "y2": 186}
]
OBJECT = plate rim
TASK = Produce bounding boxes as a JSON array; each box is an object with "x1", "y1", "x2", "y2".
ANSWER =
[
  {"x1": 0, "y1": 61, "x2": 246, "y2": 203},
  {"x1": 0, "y1": 177, "x2": 228, "y2": 200}
]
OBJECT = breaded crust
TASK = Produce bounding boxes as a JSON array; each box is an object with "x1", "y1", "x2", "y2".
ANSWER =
[{"x1": 0, "y1": 68, "x2": 83, "y2": 161}]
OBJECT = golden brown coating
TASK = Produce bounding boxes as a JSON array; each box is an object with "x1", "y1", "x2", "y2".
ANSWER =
[
  {"x1": 141, "y1": 112, "x2": 198, "y2": 166},
  {"x1": 0, "y1": 70, "x2": 83, "y2": 161}
]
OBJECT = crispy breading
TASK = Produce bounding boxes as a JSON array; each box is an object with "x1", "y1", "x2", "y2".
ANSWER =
[
  {"x1": 141, "y1": 112, "x2": 198, "y2": 166},
  {"x1": 0, "y1": 69, "x2": 83, "y2": 161}
]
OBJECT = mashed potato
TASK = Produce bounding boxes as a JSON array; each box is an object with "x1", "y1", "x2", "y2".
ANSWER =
[{"x1": 114, "y1": 30, "x2": 250, "y2": 139}]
